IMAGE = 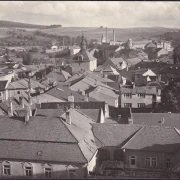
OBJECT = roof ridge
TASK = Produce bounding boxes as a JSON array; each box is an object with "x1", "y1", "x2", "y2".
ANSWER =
[
  {"x1": 121, "y1": 125, "x2": 144, "y2": 149},
  {"x1": 174, "y1": 127, "x2": 180, "y2": 135}
]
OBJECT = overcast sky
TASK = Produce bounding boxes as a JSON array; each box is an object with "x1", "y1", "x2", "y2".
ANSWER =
[{"x1": 0, "y1": 1, "x2": 180, "y2": 28}]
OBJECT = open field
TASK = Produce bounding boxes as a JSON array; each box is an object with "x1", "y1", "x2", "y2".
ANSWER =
[{"x1": 40, "y1": 27, "x2": 179, "y2": 41}]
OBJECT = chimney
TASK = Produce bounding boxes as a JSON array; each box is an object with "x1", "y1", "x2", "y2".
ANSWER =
[
  {"x1": 19, "y1": 96, "x2": 25, "y2": 108},
  {"x1": 128, "y1": 108, "x2": 133, "y2": 125},
  {"x1": 8, "y1": 100, "x2": 13, "y2": 117},
  {"x1": 106, "y1": 27, "x2": 108, "y2": 43},
  {"x1": 118, "y1": 114, "x2": 121, "y2": 122},
  {"x1": 113, "y1": 30, "x2": 115, "y2": 42},
  {"x1": 25, "y1": 106, "x2": 31, "y2": 123},
  {"x1": 82, "y1": 91, "x2": 86, "y2": 96},
  {"x1": 161, "y1": 118, "x2": 165, "y2": 126},
  {"x1": 84, "y1": 94, "x2": 89, "y2": 102},
  {"x1": 128, "y1": 117, "x2": 133, "y2": 125},
  {"x1": 133, "y1": 83, "x2": 135, "y2": 89},
  {"x1": 99, "y1": 108, "x2": 105, "y2": 123},
  {"x1": 68, "y1": 93, "x2": 74, "y2": 102},
  {"x1": 66, "y1": 111, "x2": 71, "y2": 125}
]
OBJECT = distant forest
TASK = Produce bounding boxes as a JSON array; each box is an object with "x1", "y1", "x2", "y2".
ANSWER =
[{"x1": 0, "y1": 20, "x2": 62, "y2": 29}]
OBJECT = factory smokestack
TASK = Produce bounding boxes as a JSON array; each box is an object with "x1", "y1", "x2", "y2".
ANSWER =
[
  {"x1": 106, "y1": 27, "x2": 108, "y2": 43},
  {"x1": 113, "y1": 30, "x2": 115, "y2": 42}
]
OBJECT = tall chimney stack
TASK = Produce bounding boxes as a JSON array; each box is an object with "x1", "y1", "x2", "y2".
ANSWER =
[
  {"x1": 113, "y1": 30, "x2": 115, "y2": 42},
  {"x1": 66, "y1": 111, "x2": 71, "y2": 125},
  {"x1": 106, "y1": 27, "x2": 108, "y2": 43},
  {"x1": 8, "y1": 100, "x2": 13, "y2": 117}
]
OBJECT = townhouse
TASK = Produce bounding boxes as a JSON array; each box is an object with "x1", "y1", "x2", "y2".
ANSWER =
[
  {"x1": 92, "y1": 123, "x2": 180, "y2": 178},
  {"x1": 0, "y1": 108, "x2": 99, "y2": 179},
  {"x1": 120, "y1": 86, "x2": 160, "y2": 109}
]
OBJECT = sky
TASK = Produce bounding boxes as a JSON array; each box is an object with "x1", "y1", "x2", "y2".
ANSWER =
[{"x1": 0, "y1": 1, "x2": 180, "y2": 28}]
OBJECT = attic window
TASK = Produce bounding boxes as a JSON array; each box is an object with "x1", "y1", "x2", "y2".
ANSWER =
[
  {"x1": 37, "y1": 151, "x2": 43, "y2": 156},
  {"x1": 78, "y1": 55, "x2": 83, "y2": 61}
]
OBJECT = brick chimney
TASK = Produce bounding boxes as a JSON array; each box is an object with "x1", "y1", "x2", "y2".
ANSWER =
[
  {"x1": 66, "y1": 111, "x2": 71, "y2": 125},
  {"x1": 99, "y1": 108, "x2": 105, "y2": 123},
  {"x1": 128, "y1": 108, "x2": 133, "y2": 125},
  {"x1": 8, "y1": 100, "x2": 13, "y2": 117},
  {"x1": 68, "y1": 93, "x2": 74, "y2": 102},
  {"x1": 19, "y1": 96, "x2": 25, "y2": 108},
  {"x1": 84, "y1": 94, "x2": 89, "y2": 102}
]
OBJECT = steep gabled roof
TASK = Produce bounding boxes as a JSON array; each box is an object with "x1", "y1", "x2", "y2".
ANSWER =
[
  {"x1": 0, "y1": 116, "x2": 77, "y2": 143},
  {"x1": 92, "y1": 124, "x2": 142, "y2": 147},
  {"x1": 122, "y1": 126, "x2": 180, "y2": 153}
]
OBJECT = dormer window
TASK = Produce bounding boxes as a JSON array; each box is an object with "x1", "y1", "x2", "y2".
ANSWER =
[
  {"x1": 44, "y1": 164, "x2": 52, "y2": 178},
  {"x1": 2, "y1": 161, "x2": 11, "y2": 176},
  {"x1": 23, "y1": 162, "x2": 33, "y2": 177},
  {"x1": 78, "y1": 55, "x2": 83, "y2": 62}
]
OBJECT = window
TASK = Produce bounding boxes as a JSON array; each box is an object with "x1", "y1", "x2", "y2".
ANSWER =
[
  {"x1": 151, "y1": 157, "x2": 157, "y2": 167},
  {"x1": 138, "y1": 93, "x2": 145, "y2": 98},
  {"x1": 45, "y1": 168, "x2": 52, "y2": 178},
  {"x1": 145, "y1": 157, "x2": 157, "y2": 167},
  {"x1": 145, "y1": 157, "x2": 151, "y2": 167},
  {"x1": 3, "y1": 165, "x2": 11, "y2": 175},
  {"x1": 25, "y1": 166, "x2": 33, "y2": 177},
  {"x1": 0, "y1": 92, "x2": 1, "y2": 96},
  {"x1": 130, "y1": 155, "x2": 137, "y2": 166},
  {"x1": 69, "y1": 169, "x2": 77, "y2": 178},
  {"x1": 138, "y1": 103, "x2": 145, "y2": 108},
  {"x1": 124, "y1": 103, "x2": 132, "y2": 108},
  {"x1": 166, "y1": 159, "x2": 170, "y2": 169},
  {"x1": 124, "y1": 93, "x2": 132, "y2": 98},
  {"x1": 17, "y1": 91, "x2": 20, "y2": 94}
]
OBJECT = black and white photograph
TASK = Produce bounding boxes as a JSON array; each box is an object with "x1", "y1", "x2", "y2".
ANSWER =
[{"x1": 0, "y1": 1, "x2": 179, "y2": 179}]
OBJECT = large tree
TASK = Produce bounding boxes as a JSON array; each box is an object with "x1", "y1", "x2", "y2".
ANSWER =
[
  {"x1": 155, "y1": 82, "x2": 180, "y2": 113},
  {"x1": 22, "y1": 52, "x2": 32, "y2": 65}
]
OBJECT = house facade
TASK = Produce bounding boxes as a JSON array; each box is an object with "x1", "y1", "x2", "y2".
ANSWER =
[
  {"x1": 92, "y1": 124, "x2": 180, "y2": 178},
  {"x1": 120, "y1": 86, "x2": 159, "y2": 108}
]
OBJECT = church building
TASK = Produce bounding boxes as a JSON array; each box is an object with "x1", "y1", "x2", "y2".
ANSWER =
[{"x1": 71, "y1": 35, "x2": 97, "y2": 73}]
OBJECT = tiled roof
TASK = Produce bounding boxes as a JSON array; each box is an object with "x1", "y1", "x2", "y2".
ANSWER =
[
  {"x1": 92, "y1": 124, "x2": 142, "y2": 146},
  {"x1": 160, "y1": 64, "x2": 180, "y2": 74},
  {"x1": 73, "y1": 49, "x2": 97, "y2": 62},
  {"x1": 35, "y1": 109, "x2": 65, "y2": 118},
  {"x1": 0, "y1": 108, "x2": 99, "y2": 163},
  {"x1": 78, "y1": 109, "x2": 100, "y2": 123},
  {"x1": 0, "y1": 116, "x2": 77, "y2": 143},
  {"x1": 132, "y1": 113, "x2": 180, "y2": 130},
  {"x1": 45, "y1": 69, "x2": 71, "y2": 82},
  {"x1": 7, "y1": 81, "x2": 27, "y2": 90},
  {"x1": 8, "y1": 78, "x2": 46, "y2": 91},
  {"x1": 0, "y1": 140, "x2": 87, "y2": 163},
  {"x1": 46, "y1": 83, "x2": 97, "y2": 102},
  {"x1": 122, "y1": 126, "x2": 180, "y2": 153},
  {"x1": 70, "y1": 76, "x2": 114, "y2": 93},
  {"x1": 126, "y1": 57, "x2": 142, "y2": 66},
  {"x1": 121, "y1": 86, "x2": 157, "y2": 95}
]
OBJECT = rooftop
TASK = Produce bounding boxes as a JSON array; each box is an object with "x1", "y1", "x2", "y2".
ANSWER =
[
  {"x1": 132, "y1": 113, "x2": 180, "y2": 130},
  {"x1": 122, "y1": 125, "x2": 180, "y2": 153},
  {"x1": 121, "y1": 86, "x2": 157, "y2": 95},
  {"x1": 92, "y1": 124, "x2": 142, "y2": 147}
]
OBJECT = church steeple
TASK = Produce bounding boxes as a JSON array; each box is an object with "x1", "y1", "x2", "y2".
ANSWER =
[{"x1": 81, "y1": 31, "x2": 86, "y2": 51}]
